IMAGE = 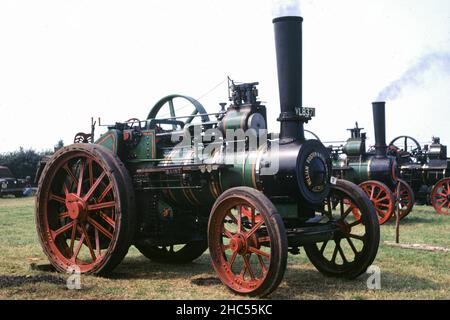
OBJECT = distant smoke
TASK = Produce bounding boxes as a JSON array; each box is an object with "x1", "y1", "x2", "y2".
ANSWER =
[
  {"x1": 272, "y1": 0, "x2": 302, "y2": 18},
  {"x1": 376, "y1": 52, "x2": 450, "y2": 101}
]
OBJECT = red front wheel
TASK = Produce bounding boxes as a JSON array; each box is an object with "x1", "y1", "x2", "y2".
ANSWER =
[
  {"x1": 208, "y1": 187, "x2": 287, "y2": 297},
  {"x1": 431, "y1": 178, "x2": 450, "y2": 216},
  {"x1": 354, "y1": 181, "x2": 394, "y2": 225}
]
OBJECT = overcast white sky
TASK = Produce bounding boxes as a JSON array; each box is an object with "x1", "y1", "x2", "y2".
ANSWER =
[{"x1": 0, "y1": 0, "x2": 449, "y2": 152}]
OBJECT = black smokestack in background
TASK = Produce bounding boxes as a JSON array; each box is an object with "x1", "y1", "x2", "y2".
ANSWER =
[
  {"x1": 273, "y1": 16, "x2": 304, "y2": 142},
  {"x1": 372, "y1": 101, "x2": 387, "y2": 158}
]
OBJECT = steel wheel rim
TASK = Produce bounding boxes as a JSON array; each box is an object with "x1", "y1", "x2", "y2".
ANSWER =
[
  {"x1": 209, "y1": 199, "x2": 272, "y2": 294},
  {"x1": 359, "y1": 183, "x2": 393, "y2": 224},
  {"x1": 38, "y1": 152, "x2": 119, "y2": 273},
  {"x1": 432, "y1": 180, "x2": 450, "y2": 216}
]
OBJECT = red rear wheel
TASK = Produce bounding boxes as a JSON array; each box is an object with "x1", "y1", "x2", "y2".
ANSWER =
[
  {"x1": 431, "y1": 178, "x2": 450, "y2": 216},
  {"x1": 393, "y1": 179, "x2": 415, "y2": 220},
  {"x1": 353, "y1": 181, "x2": 394, "y2": 225},
  {"x1": 36, "y1": 144, "x2": 136, "y2": 275},
  {"x1": 208, "y1": 187, "x2": 287, "y2": 297}
]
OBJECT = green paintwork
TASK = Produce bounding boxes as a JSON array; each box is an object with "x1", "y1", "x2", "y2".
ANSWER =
[
  {"x1": 95, "y1": 130, "x2": 121, "y2": 154},
  {"x1": 224, "y1": 112, "x2": 246, "y2": 130},
  {"x1": 348, "y1": 160, "x2": 371, "y2": 184},
  {"x1": 343, "y1": 140, "x2": 364, "y2": 156},
  {"x1": 131, "y1": 130, "x2": 156, "y2": 161},
  {"x1": 220, "y1": 151, "x2": 257, "y2": 191}
]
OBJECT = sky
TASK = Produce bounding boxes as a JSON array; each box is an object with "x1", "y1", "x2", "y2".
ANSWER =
[{"x1": 0, "y1": 0, "x2": 449, "y2": 152}]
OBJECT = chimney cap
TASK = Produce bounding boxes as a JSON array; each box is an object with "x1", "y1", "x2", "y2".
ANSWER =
[{"x1": 273, "y1": 16, "x2": 303, "y2": 24}]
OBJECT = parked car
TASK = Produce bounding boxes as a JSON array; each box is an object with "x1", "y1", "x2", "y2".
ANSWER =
[{"x1": 0, "y1": 166, "x2": 29, "y2": 197}]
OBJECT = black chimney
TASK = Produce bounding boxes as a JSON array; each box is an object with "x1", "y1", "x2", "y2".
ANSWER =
[
  {"x1": 273, "y1": 16, "x2": 304, "y2": 142},
  {"x1": 372, "y1": 101, "x2": 387, "y2": 157}
]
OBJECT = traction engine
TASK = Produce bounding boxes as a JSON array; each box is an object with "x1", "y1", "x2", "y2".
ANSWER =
[
  {"x1": 388, "y1": 136, "x2": 450, "y2": 215},
  {"x1": 35, "y1": 16, "x2": 380, "y2": 296},
  {"x1": 330, "y1": 102, "x2": 415, "y2": 224}
]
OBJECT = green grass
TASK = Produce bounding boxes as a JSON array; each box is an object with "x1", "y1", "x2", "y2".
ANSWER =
[{"x1": 0, "y1": 197, "x2": 448, "y2": 300}]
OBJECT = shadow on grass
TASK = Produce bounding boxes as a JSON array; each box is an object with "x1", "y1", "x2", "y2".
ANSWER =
[{"x1": 107, "y1": 255, "x2": 443, "y2": 299}]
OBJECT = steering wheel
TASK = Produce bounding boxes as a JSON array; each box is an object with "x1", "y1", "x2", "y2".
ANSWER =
[
  {"x1": 74, "y1": 133, "x2": 93, "y2": 144},
  {"x1": 147, "y1": 95, "x2": 210, "y2": 130},
  {"x1": 125, "y1": 118, "x2": 142, "y2": 129},
  {"x1": 388, "y1": 136, "x2": 422, "y2": 163}
]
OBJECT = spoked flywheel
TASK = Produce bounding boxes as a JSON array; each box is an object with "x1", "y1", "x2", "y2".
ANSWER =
[
  {"x1": 304, "y1": 179, "x2": 380, "y2": 279},
  {"x1": 208, "y1": 187, "x2": 288, "y2": 297},
  {"x1": 431, "y1": 178, "x2": 450, "y2": 216},
  {"x1": 35, "y1": 144, "x2": 136, "y2": 275},
  {"x1": 135, "y1": 241, "x2": 207, "y2": 264},
  {"x1": 355, "y1": 181, "x2": 394, "y2": 225},
  {"x1": 392, "y1": 179, "x2": 415, "y2": 220}
]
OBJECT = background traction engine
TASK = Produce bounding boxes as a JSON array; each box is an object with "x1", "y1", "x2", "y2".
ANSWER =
[
  {"x1": 35, "y1": 16, "x2": 380, "y2": 297},
  {"x1": 330, "y1": 102, "x2": 415, "y2": 224},
  {"x1": 388, "y1": 136, "x2": 450, "y2": 216}
]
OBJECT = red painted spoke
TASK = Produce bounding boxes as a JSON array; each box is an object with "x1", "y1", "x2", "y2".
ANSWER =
[
  {"x1": 98, "y1": 211, "x2": 116, "y2": 228},
  {"x1": 245, "y1": 220, "x2": 264, "y2": 239},
  {"x1": 223, "y1": 229, "x2": 234, "y2": 239},
  {"x1": 79, "y1": 224, "x2": 96, "y2": 261},
  {"x1": 76, "y1": 160, "x2": 85, "y2": 196},
  {"x1": 59, "y1": 212, "x2": 69, "y2": 219},
  {"x1": 257, "y1": 255, "x2": 267, "y2": 274},
  {"x1": 49, "y1": 193, "x2": 65, "y2": 204},
  {"x1": 258, "y1": 236, "x2": 270, "y2": 243},
  {"x1": 248, "y1": 246, "x2": 270, "y2": 259},
  {"x1": 95, "y1": 228, "x2": 101, "y2": 257},
  {"x1": 375, "y1": 196, "x2": 389, "y2": 203},
  {"x1": 229, "y1": 251, "x2": 238, "y2": 267},
  {"x1": 51, "y1": 221, "x2": 74, "y2": 240},
  {"x1": 87, "y1": 216, "x2": 113, "y2": 239},
  {"x1": 87, "y1": 201, "x2": 116, "y2": 212},
  {"x1": 87, "y1": 159, "x2": 94, "y2": 188},
  {"x1": 63, "y1": 164, "x2": 79, "y2": 186},
  {"x1": 72, "y1": 233, "x2": 85, "y2": 261},
  {"x1": 243, "y1": 255, "x2": 255, "y2": 280},
  {"x1": 63, "y1": 183, "x2": 69, "y2": 196},
  {"x1": 83, "y1": 171, "x2": 106, "y2": 202},
  {"x1": 237, "y1": 206, "x2": 242, "y2": 233},
  {"x1": 69, "y1": 220, "x2": 77, "y2": 253},
  {"x1": 226, "y1": 213, "x2": 237, "y2": 223},
  {"x1": 438, "y1": 192, "x2": 447, "y2": 198},
  {"x1": 369, "y1": 187, "x2": 375, "y2": 200},
  {"x1": 97, "y1": 183, "x2": 113, "y2": 203}
]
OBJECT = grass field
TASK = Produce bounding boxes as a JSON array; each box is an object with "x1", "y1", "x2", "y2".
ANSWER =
[{"x1": 0, "y1": 196, "x2": 448, "y2": 300}]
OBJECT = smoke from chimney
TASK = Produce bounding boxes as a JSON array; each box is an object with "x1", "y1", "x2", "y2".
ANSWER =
[
  {"x1": 272, "y1": 0, "x2": 302, "y2": 18},
  {"x1": 376, "y1": 52, "x2": 450, "y2": 101}
]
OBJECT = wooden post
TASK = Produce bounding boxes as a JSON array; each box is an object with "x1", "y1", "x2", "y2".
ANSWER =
[{"x1": 395, "y1": 182, "x2": 401, "y2": 244}]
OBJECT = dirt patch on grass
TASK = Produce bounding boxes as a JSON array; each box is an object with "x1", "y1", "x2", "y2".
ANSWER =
[
  {"x1": 191, "y1": 277, "x2": 222, "y2": 286},
  {"x1": 0, "y1": 275, "x2": 65, "y2": 288}
]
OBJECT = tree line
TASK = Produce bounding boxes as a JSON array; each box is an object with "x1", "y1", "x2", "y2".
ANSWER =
[{"x1": 0, "y1": 140, "x2": 64, "y2": 184}]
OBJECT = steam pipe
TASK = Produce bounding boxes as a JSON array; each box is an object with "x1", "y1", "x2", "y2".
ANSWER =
[
  {"x1": 372, "y1": 101, "x2": 387, "y2": 158},
  {"x1": 273, "y1": 16, "x2": 304, "y2": 142}
]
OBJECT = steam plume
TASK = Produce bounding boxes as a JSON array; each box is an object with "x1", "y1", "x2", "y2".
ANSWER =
[
  {"x1": 377, "y1": 52, "x2": 450, "y2": 101},
  {"x1": 272, "y1": 0, "x2": 302, "y2": 18}
]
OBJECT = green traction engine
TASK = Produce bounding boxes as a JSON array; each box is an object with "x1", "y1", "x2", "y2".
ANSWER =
[
  {"x1": 330, "y1": 102, "x2": 415, "y2": 225},
  {"x1": 34, "y1": 16, "x2": 380, "y2": 297}
]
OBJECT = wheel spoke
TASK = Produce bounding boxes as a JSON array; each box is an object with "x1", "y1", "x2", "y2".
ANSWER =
[
  {"x1": 243, "y1": 255, "x2": 255, "y2": 280},
  {"x1": 87, "y1": 201, "x2": 116, "y2": 212},
  {"x1": 79, "y1": 224, "x2": 96, "y2": 261},
  {"x1": 97, "y1": 183, "x2": 113, "y2": 203},
  {"x1": 257, "y1": 255, "x2": 267, "y2": 274},
  {"x1": 98, "y1": 211, "x2": 116, "y2": 228},
  {"x1": 237, "y1": 206, "x2": 242, "y2": 233},
  {"x1": 76, "y1": 160, "x2": 85, "y2": 196},
  {"x1": 248, "y1": 246, "x2": 270, "y2": 259},
  {"x1": 95, "y1": 228, "x2": 101, "y2": 257},
  {"x1": 331, "y1": 244, "x2": 338, "y2": 263},
  {"x1": 63, "y1": 164, "x2": 79, "y2": 187},
  {"x1": 320, "y1": 241, "x2": 328, "y2": 254},
  {"x1": 336, "y1": 241, "x2": 348, "y2": 264},
  {"x1": 72, "y1": 233, "x2": 85, "y2": 261},
  {"x1": 83, "y1": 171, "x2": 106, "y2": 201},
  {"x1": 223, "y1": 229, "x2": 234, "y2": 239},
  {"x1": 59, "y1": 212, "x2": 69, "y2": 219},
  {"x1": 245, "y1": 220, "x2": 264, "y2": 239},
  {"x1": 87, "y1": 216, "x2": 113, "y2": 239},
  {"x1": 229, "y1": 251, "x2": 238, "y2": 267},
  {"x1": 349, "y1": 234, "x2": 365, "y2": 241},
  {"x1": 346, "y1": 237, "x2": 359, "y2": 255},
  {"x1": 69, "y1": 220, "x2": 77, "y2": 253},
  {"x1": 87, "y1": 159, "x2": 94, "y2": 188},
  {"x1": 51, "y1": 221, "x2": 74, "y2": 240},
  {"x1": 49, "y1": 193, "x2": 65, "y2": 204}
]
